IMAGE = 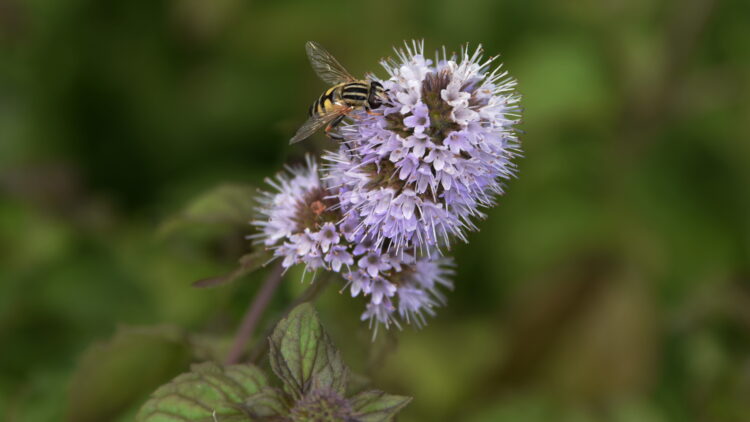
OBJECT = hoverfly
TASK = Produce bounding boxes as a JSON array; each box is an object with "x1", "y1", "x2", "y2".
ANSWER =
[{"x1": 289, "y1": 41, "x2": 389, "y2": 145}]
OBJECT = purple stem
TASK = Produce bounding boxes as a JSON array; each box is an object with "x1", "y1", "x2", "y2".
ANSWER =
[{"x1": 225, "y1": 263, "x2": 284, "y2": 364}]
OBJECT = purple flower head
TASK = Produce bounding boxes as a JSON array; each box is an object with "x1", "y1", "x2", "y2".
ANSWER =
[
  {"x1": 325, "y1": 40, "x2": 522, "y2": 254},
  {"x1": 354, "y1": 254, "x2": 455, "y2": 332},
  {"x1": 252, "y1": 157, "x2": 343, "y2": 272},
  {"x1": 252, "y1": 157, "x2": 455, "y2": 331},
  {"x1": 251, "y1": 41, "x2": 519, "y2": 331}
]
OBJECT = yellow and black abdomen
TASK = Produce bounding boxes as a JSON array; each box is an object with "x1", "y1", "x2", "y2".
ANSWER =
[
  {"x1": 339, "y1": 82, "x2": 370, "y2": 106},
  {"x1": 309, "y1": 81, "x2": 371, "y2": 117}
]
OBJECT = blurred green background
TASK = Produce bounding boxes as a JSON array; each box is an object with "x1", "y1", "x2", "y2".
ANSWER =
[{"x1": 1, "y1": 0, "x2": 749, "y2": 421}]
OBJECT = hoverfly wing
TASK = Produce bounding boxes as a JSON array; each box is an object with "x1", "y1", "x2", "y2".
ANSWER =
[
  {"x1": 288, "y1": 107, "x2": 348, "y2": 145},
  {"x1": 289, "y1": 115, "x2": 331, "y2": 144},
  {"x1": 305, "y1": 41, "x2": 356, "y2": 85}
]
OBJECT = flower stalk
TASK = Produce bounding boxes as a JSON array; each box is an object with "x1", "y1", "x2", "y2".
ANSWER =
[{"x1": 225, "y1": 262, "x2": 284, "y2": 364}]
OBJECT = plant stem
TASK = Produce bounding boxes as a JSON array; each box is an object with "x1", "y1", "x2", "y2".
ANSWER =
[
  {"x1": 247, "y1": 272, "x2": 335, "y2": 363},
  {"x1": 225, "y1": 263, "x2": 284, "y2": 364}
]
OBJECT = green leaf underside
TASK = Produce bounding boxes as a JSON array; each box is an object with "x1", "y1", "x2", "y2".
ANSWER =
[
  {"x1": 66, "y1": 326, "x2": 193, "y2": 422},
  {"x1": 350, "y1": 390, "x2": 412, "y2": 422},
  {"x1": 136, "y1": 362, "x2": 267, "y2": 422},
  {"x1": 159, "y1": 184, "x2": 257, "y2": 236},
  {"x1": 192, "y1": 249, "x2": 272, "y2": 288},
  {"x1": 268, "y1": 303, "x2": 348, "y2": 400}
]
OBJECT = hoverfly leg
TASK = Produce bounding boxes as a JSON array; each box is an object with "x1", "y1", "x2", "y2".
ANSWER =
[
  {"x1": 327, "y1": 131, "x2": 345, "y2": 141},
  {"x1": 325, "y1": 125, "x2": 345, "y2": 141},
  {"x1": 329, "y1": 114, "x2": 346, "y2": 128},
  {"x1": 325, "y1": 114, "x2": 347, "y2": 140}
]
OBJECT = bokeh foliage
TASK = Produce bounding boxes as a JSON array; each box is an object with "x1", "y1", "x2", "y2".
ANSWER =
[{"x1": 1, "y1": 0, "x2": 749, "y2": 421}]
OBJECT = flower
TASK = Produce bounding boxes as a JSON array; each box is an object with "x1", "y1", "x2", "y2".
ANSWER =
[
  {"x1": 358, "y1": 252, "x2": 391, "y2": 277},
  {"x1": 370, "y1": 279, "x2": 397, "y2": 305},
  {"x1": 252, "y1": 157, "x2": 455, "y2": 331},
  {"x1": 252, "y1": 40, "x2": 520, "y2": 331},
  {"x1": 325, "y1": 40, "x2": 522, "y2": 255},
  {"x1": 315, "y1": 222, "x2": 340, "y2": 252},
  {"x1": 251, "y1": 157, "x2": 341, "y2": 272},
  {"x1": 403, "y1": 102, "x2": 431, "y2": 135},
  {"x1": 324, "y1": 245, "x2": 353, "y2": 272},
  {"x1": 289, "y1": 389, "x2": 354, "y2": 422},
  {"x1": 362, "y1": 300, "x2": 396, "y2": 332},
  {"x1": 348, "y1": 254, "x2": 455, "y2": 331}
]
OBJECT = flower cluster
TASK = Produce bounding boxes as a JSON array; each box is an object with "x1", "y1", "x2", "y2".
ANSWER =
[
  {"x1": 253, "y1": 157, "x2": 454, "y2": 330},
  {"x1": 252, "y1": 157, "x2": 342, "y2": 274},
  {"x1": 254, "y1": 41, "x2": 520, "y2": 329},
  {"x1": 325, "y1": 40, "x2": 521, "y2": 255}
]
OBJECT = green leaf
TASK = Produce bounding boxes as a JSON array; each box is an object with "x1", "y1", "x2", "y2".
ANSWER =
[
  {"x1": 241, "y1": 387, "x2": 290, "y2": 419},
  {"x1": 66, "y1": 326, "x2": 193, "y2": 422},
  {"x1": 136, "y1": 362, "x2": 268, "y2": 422},
  {"x1": 268, "y1": 303, "x2": 348, "y2": 400},
  {"x1": 192, "y1": 249, "x2": 272, "y2": 288},
  {"x1": 159, "y1": 184, "x2": 257, "y2": 236},
  {"x1": 350, "y1": 390, "x2": 412, "y2": 422}
]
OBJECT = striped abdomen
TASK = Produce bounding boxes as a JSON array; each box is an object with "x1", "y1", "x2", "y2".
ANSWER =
[{"x1": 309, "y1": 81, "x2": 371, "y2": 116}]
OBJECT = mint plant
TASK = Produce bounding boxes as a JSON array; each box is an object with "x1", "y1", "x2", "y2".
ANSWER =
[
  {"x1": 127, "y1": 40, "x2": 520, "y2": 422},
  {"x1": 136, "y1": 304, "x2": 410, "y2": 422}
]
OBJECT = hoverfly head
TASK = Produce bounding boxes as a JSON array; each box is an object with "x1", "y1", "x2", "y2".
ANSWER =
[{"x1": 368, "y1": 80, "x2": 390, "y2": 109}]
